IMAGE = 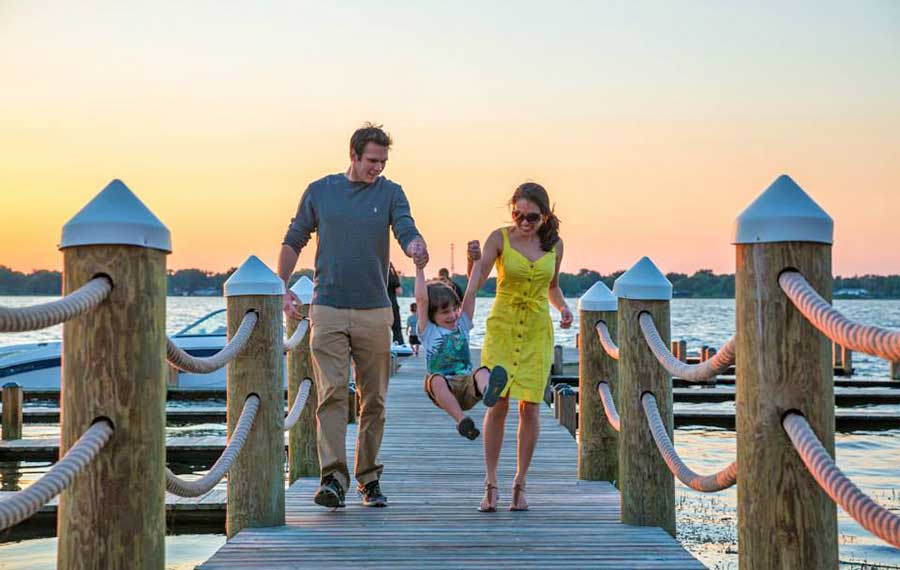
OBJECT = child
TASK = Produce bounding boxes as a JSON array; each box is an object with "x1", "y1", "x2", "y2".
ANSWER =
[
  {"x1": 415, "y1": 242, "x2": 508, "y2": 440},
  {"x1": 406, "y1": 303, "x2": 420, "y2": 357}
]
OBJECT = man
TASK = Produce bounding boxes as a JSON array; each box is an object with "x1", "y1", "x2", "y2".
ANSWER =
[
  {"x1": 279, "y1": 123, "x2": 428, "y2": 509},
  {"x1": 438, "y1": 267, "x2": 464, "y2": 301}
]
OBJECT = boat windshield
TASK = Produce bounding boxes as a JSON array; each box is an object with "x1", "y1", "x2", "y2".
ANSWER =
[{"x1": 174, "y1": 309, "x2": 227, "y2": 337}]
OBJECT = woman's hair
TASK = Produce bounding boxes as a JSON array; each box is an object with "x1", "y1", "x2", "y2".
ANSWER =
[
  {"x1": 426, "y1": 280, "x2": 460, "y2": 322},
  {"x1": 510, "y1": 182, "x2": 561, "y2": 252},
  {"x1": 410, "y1": 302, "x2": 417, "y2": 312}
]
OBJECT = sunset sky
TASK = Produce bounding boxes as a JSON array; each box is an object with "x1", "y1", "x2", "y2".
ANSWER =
[{"x1": 1, "y1": 2, "x2": 898, "y2": 278}]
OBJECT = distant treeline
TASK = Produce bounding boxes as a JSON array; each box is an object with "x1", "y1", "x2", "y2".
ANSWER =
[{"x1": 4, "y1": 265, "x2": 900, "y2": 300}]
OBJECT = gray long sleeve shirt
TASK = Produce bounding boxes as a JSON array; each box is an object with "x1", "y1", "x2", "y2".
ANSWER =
[{"x1": 282, "y1": 173, "x2": 421, "y2": 309}]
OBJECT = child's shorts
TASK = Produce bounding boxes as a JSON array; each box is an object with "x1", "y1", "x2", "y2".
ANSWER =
[
  {"x1": 423, "y1": 367, "x2": 488, "y2": 411},
  {"x1": 409, "y1": 334, "x2": 420, "y2": 346}
]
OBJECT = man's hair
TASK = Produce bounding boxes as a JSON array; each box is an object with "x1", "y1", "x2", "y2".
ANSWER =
[
  {"x1": 438, "y1": 268, "x2": 450, "y2": 278},
  {"x1": 426, "y1": 280, "x2": 460, "y2": 322},
  {"x1": 350, "y1": 123, "x2": 392, "y2": 158}
]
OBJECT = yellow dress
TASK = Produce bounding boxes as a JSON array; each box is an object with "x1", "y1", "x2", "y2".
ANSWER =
[{"x1": 481, "y1": 227, "x2": 556, "y2": 403}]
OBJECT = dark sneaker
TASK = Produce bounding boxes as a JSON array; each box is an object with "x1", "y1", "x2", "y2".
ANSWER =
[
  {"x1": 358, "y1": 480, "x2": 388, "y2": 507},
  {"x1": 482, "y1": 366, "x2": 508, "y2": 408},
  {"x1": 457, "y1": 416, "x2": 480, "y2": 440},
  {"x1": 314, "y1": 475, "x2": 345, "y2": 509}
]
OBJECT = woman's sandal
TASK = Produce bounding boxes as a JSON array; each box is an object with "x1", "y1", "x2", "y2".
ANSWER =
[
  {"x1": 478, "y1": 483, "x2": 499, "y2": 513},
  {"x1": 509, "y1": 483, "x2": 529, "y2": 511}
]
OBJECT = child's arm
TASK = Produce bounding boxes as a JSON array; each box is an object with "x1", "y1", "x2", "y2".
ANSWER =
[
  {"x1": 461, "y1": 240, "x2": 482, "y2": 321},
  {"x1": 415, "y1": 266, "x2": 429, "y2": 336}
]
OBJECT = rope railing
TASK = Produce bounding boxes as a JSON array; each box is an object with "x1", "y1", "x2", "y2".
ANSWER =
[
  {"x1": 641, "y1": 392, "x2": 738, "y2": 492},
  {"x1": 166, "y1": 311, "x2": 258, "y2": 373},
  {"x1": 0, "y1": 420, "x2": 113, "y2": 530},
  {"x1": 595, "y1": 321, "x2": 619, "y2": 360},
  {"x1": 596, "y1": 381, "x2": 620, "y2": 431},
  {"x1": 783, "y1": 412, "x2": 900, "y2": 548},
  {"x1": 283, "y1": 318, "x2": 310, "y2": 352},
  {"x1": 284, "y1": 378, "x2": 312, "y2": 431},
  {"x1": 780, "y1": 271, "x2": 900, "y2": 362},
  {"x1": 638, "y1": 312, "x2": 736, "y2": 382},
  {"x1": 0, "y1": 277, "x2": 112, "y2": 333},
  {"x1": 165, "y1": 395, "x2": 260, "y2": 497}
]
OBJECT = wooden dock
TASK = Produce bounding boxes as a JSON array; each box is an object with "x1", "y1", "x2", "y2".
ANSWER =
[{"x1": 198, "y1": 355, "x2": 703, "y2": 569}]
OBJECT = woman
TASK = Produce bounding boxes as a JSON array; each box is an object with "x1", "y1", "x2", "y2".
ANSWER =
[
  {"x1": 387, "y1": 262, "x2": 404, "y2": 345},
  {"x1": 468, "y1": 182, "x2": 573, "y2": 512}
]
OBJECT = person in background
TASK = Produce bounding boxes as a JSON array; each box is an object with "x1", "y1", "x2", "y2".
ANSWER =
[
  {"x1": 388, "y1": 262, "x2": 404, "y2": 346},
  {"x1": 279, "y1": 123, "x2": 428, "y2": 510},
  {"x1": 406, "y1": 302, "x2": 420, "y2": 357},
  {"x1": 438, "y1": 267, "x2": 464, "y2": 301}
]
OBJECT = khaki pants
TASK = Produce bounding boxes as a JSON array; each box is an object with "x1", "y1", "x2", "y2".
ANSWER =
[{"x1": 309, "y1": 304, "x2": 392, "y2": 491}]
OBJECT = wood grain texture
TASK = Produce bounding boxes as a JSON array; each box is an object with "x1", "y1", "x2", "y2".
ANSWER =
[
  {"x1": 226, "y1": 295, "x2": 286, "y2": 538},
  {"x1": 58, "y1": 245, "x2": 167, "y2": 570},
  {"x1": 287, "y1": 304, "x2": 318, "y2": 483},
  {"x1": 578, "y1": 310, "x2": 618, "y2": 482},
  {"x1": 618, "y1": 298, "x2": 675, "y2": 537},
  {"x1": 200, "y1": 353, "x2": 701, "y2": 569},
  {"x1": 2, "y1": 382, "x2": 22, "y2": 440},
  {"x1": 735, "y1": 242, "x2": 837, "y2": 569}
]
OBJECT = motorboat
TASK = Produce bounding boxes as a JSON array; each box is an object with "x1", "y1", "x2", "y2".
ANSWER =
[{"x1": 0, "y1": 309, "x2": 413, "y2": 391}]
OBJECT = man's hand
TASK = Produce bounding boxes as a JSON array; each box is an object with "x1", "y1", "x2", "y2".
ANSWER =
[
  {"x1": 467, "y1": 240, "x2": 482, "y2": 262},
  {"x1": 283, "y1": 290, "x2": 303, "y2": 321},
  {"x1": 406, "y1": 237, "x2": 429, "y2": 269}
]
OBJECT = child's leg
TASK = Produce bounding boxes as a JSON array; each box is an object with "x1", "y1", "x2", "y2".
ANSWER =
[
  {"x1": 474, "y1": 366, "x2": 508, "y2": 408},
  {"x1": 426, "y1": 375, "x2": 466, "y2": 423}
]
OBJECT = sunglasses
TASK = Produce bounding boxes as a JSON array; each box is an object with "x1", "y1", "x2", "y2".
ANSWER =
[{"x1": 512, "y1": 210, "x2": 543, "y2": 224}]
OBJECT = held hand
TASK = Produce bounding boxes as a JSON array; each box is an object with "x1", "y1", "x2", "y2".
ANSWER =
[
  {"x1": 407, "y1": 238, "x2": 429, "y2": 269},
  {"x1": 467, "y1": 240, "x2": 482, "y2": 261},
  {"x1": 559, "y1": 306, "x2": 574, "y2": 329},
  {"x1": 283, "y1": 291, "x2": 303, "y2": 321}
]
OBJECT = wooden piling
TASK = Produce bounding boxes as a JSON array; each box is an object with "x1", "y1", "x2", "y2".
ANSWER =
[
  {"x1": 577, "y1": 281, "x2": 619, "y2": 482},
  {"x1": 58, "y1": 245, "x2": 167, "y2": 569},
  {"x1": 734, "y1": 175, "x2": 837, "y2": 569},
  {"x1": 614, "y1": 258, "x2": 675, "y2": 537},
  {"x1": 552, "y1": 344, "x2": 564, "y2": 375},
  {"x1": 225, "y1": 258, "x2": 286, "y2": 538},
  {"x1": 287, "y1": 305, "x2": 318, "y2": 483},
  {"x1": 891, "y1": 361, "x2": 900, "y2": 381},
  {"x1": 2, "y1": 382, "x2": 23, "y2": 441}
]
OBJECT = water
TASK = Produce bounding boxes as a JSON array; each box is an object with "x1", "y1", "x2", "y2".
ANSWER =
[{"x1": 1, "y1": 296, "x2": 898, "y2": 568}]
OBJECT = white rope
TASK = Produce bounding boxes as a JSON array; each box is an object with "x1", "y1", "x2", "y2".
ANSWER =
[
  {"x1": 784, "y1": 412, "x2": 899, "y2": 547},
  {"x1": 780, "y1": 271, "x2": 900, "y2": 362},
  {"x1": 284, "y1": 379, "x2": 312, "y2": 431},
  {"x1": 595, "y1": 321, "x2": 619, "y2": 360},
  {"x1": 166, "y1": 311, "x2": 258, "y2": 373},
  {"x1": 641, "y1": 392, "x2": 737, "y2": 492},
  {"x1": 0, "y1": 277, "x2": 112, "y2": 333},
  {"x1": 0, "y1": 420, "x2": 113, "y2": 530},
  {"x1": 164, "y1": 395, "x2": 259, "y2": 497},
  {"x1": 596, "y1": 382, "x2": 620, "y2": 432},
  {"x1": 283, "y1": 318, "x2": 310, "y2": 352},
  {"x1": 638, "y1": 312, "x2": 735, "y2": 382}
]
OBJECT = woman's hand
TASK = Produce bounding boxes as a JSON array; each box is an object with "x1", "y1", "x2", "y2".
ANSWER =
[{"x1": 559, "y1": 306, "x2": 574, "y2": 329}]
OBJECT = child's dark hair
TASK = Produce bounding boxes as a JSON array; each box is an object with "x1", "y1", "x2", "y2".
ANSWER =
[
  {"x1": 426, "y1": 280, "x2": 460, "y2": 322},
  {"x1": 410, "y1": 302, "x2": 417, "y2": 312}
]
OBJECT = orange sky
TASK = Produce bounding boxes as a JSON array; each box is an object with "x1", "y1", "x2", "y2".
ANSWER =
[{"x1": 2, "y1": 2, "x2": 898, "y2": 278}]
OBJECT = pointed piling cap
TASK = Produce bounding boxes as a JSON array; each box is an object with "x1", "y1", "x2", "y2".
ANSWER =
[
  {"x1": 61, "y1": 179, "x2": 171, "y2": 252},
  {"x1": 224, "y1": 255, "x2": 285, "y2": 297},
  {"x1": 613, "y1": 257, "x2": 672, "y2": 300},
  {"x1": 289, "y1": 275, "x2": 314, "y2": 304},
  {"x1": 578, "y1": 280, "x2": 617, "y2": 312},
  {"x1": 732, "y1": 174, "x2": 833, "y2": 245}
]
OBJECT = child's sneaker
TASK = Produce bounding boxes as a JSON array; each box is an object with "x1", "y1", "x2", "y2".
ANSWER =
[
  {"x1": 482, "y1": 366, "x2": 508, "y2": 408},
  {"x1": 457, "y1": 416, "x2": 480, "y2": 440}
]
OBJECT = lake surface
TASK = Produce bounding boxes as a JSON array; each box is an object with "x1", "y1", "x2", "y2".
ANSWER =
[{"x1": 1, "y1": 296, "x2": 898, "y2": 569}]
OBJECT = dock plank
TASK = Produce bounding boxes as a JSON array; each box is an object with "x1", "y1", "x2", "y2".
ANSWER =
[{"x1": 199, "y1": 355, "x2": 704, "y2": 569}]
